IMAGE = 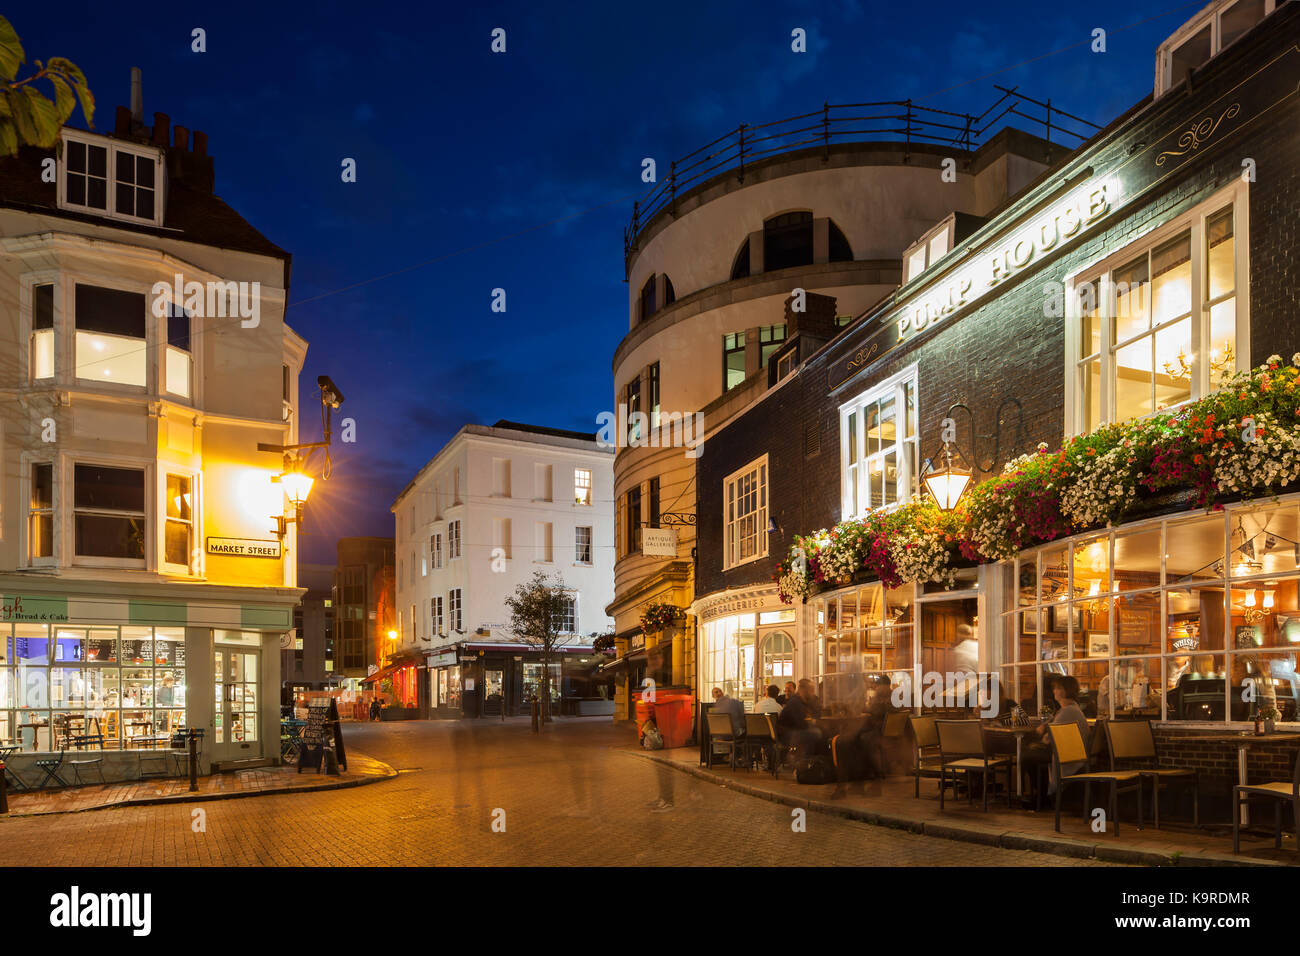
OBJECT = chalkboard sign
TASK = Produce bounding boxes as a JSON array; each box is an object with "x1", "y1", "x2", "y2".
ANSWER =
[{"x1": 297, "y1": 698, "x2": 347, "y2": 774}]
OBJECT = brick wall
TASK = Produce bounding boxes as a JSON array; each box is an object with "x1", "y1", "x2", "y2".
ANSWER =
[{"x1": 696, "y1": 6, "x2": 1300, "y2": 597}]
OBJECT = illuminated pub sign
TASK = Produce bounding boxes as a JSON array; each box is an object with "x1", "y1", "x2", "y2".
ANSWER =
[{"x1": 206, "y1": 537, "x2": 283, "y2": 559}]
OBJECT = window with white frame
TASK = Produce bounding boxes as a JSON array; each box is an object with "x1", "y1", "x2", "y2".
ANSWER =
[
  {"x1": 163, "y1": 473, "x2": 193, "y2": 569},
  {"x1": 723, "y1": 455, "x2": 768, "y2": 570},
  {"x1": 575, "y1": 468, "x2": 592, "y2": 506},
  {"x1": 449, "y1": 588, "x2": 463, "y2": 633},
  {"x1": 554, "y1": 594, "x2": 577, "y2": 634},
  {"x1": 575, "y1": 526, "x2": 592, "y2": 565},
  {"x1": 1155, "y1": 0, "x2": 1276, "y2": 97},
  {"x1": 432, "y1": 595, "x2": 444, "y2": 636},
  {"x1": 29, "y1": 462, "x2": 54, "y2": 561},
  {"x1": 74, "y1": 284, "x2": 147, "y2": 387},
  {"x1": 73, "y1": 463, "x2": 146, "y2": 562},
  {"x1": 902, "y1": 217, "x2": 953, "y2": 283},
  {"x1": 839, "y1": 365, "x2": 919, "y2": 519},
  {"x1": 1068, "y1": 185, "x2": 1244, "y2": 436},
  {"x1": 431, "y1": 532, "x2": 443, "y2": 569},
  {"x1": 165, "y1": 304, "x2": 193, "y2": 400},
  {"x1": 30, "y1": 284, "x2": 54, "y2": 381},
  {"x1": 448, "y1": 520, "x2": 462, "y2": 560},
  {"x1": 60, "y1": 131, "x2": 163, "y2": 225}
]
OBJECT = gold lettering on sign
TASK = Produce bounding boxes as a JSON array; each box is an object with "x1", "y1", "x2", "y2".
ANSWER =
[{"x1": 1155, "y1": 103, "x2": 1242, "y2": 165}]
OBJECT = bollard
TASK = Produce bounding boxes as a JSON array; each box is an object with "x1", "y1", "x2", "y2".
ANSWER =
[
  {"x1": 0, "y1": 761, "x2": 8, "y2": 814},
  {"x1": 531, "y1": 698, "x2": 540, "y2": 733},
  {"x1": 188, "y1": 732, "x2": 199, "y2": 793}
]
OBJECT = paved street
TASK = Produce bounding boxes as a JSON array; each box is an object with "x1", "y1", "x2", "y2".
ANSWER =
[{"x1": 0, "y1": 718, "x2": 1116, "y2": 866}]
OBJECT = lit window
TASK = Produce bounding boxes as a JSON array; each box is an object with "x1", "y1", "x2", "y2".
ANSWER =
[
  {"x1": 575, "y1": 526, "x2": 593, "y2": 565},
  {"x1": 165, "y1": 305, "x2": 192, "y2": 399},
  {"x1": 31, "y1": 284, "x2": 54, "y2": 381},
  {"x1": 1156, "y1": 0, "x2": 1274, "y2": 96},
  {"x1": 840, "y1": 366, "x2": 919, "y2": 519},
  {"x1": 723, "y1": 455, "x2": 768, "y2": 570},
  {"x1": 164, "y1": 474, "x2": 193, "y2": 568},
  {"x1": 29, "y1": 462, "x2": 54, "y2": 560},
  {"x1": 574, "y1": 469, "x2": 592, "y2": 506},
  {"x1": 74, "y1": 464, "x2": 145, "y2": 561},
  {"x1": 1070, "y1": 190, "x2": 1241, "y2": 434},
  {"x1": 723, "y1": 332, "x2": 746, "y2": 392},
  {"x1": 759, "y1": 325, "x2": 787, "y2": 368},
  {"x1": 74, "y1": 285, "x2": 146, "y2": 387}
]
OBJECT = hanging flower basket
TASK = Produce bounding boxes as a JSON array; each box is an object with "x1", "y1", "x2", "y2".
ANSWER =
[{"x1": 640, "y1": 603, "x2": 684, "y2": 635}]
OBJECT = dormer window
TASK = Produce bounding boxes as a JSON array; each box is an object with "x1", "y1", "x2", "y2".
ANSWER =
[
  {"x1": 1155, "y1": 0, "x2": 1275, "y2": 97},
  {"x1": 902, "y1": 216, "x2": 954, "y2": 284},
  {"x1": 59, "y1": 130, "x2": 164, "y2": 226}
]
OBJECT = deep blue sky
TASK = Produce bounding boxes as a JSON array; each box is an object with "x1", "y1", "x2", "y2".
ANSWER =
[{"x1": 18, "y1": 0, "x2": 1207, "y2": 562}]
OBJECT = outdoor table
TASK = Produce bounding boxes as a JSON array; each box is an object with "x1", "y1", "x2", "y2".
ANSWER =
[
  {"x1": 984, "y1": 725, "x2": 1044, "y2": 798},
  {"x1": 0, "y1": 744, "x2": 30, "y2": 792},
  {"x1": 1173, "y1": 731, "x2": 1300, "y2": 826},
  {"x1": 128, "y1": 734, "x2": 171, "y2": 750}
]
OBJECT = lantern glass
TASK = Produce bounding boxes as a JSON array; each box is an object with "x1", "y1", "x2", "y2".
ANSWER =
[{"x1": 923, "y1": 466, "x2": 972, "y2": 511}]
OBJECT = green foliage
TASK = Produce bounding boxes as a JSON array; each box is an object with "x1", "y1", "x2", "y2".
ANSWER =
[
  {"x1": 1, "y1": 16, "x2": 95, "y2": 157},
  {"x1": 504, "y1": 569, "x2": 572, "y2": 651}
]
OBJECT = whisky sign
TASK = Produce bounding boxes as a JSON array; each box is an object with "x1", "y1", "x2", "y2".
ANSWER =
[{"x1": 206, "y1": 537, "x2": 282, "y2": 558}]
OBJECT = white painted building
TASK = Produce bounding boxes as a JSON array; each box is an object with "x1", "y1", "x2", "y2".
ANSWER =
[{"x1": 390, "y1": 421, "x2": 614, "y2": 717}]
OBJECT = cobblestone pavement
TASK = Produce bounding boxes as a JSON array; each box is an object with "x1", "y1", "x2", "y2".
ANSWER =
[{"x1": 0, "y1": 718, "x2": 1117, "y2": 866}]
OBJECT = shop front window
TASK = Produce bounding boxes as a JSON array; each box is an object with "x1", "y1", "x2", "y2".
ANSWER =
[
  {"x1": 3, "y1": 623, "x2": 187, "y2": 752},
  {"x1": 814, "y1": 583, "x2": 918, "y2": 714},
  {"x1": 999, "y1": 498, "x2": 1300, "y2": 724}
]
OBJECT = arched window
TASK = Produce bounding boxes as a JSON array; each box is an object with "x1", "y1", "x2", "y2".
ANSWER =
[
  {"x1": 730, "y1": 238, "x2": 751, "y2": 280},
  {"x1": 763, "y1": 211, "x2": 813, "y2": 271},
  {"x1": 829, "y1": 219, "x2": 853, "y2": 262},
  {"x1": 761, "y1": 631, "x2": 795, "y2": 692},
  {"x1": 663, "y1": 275, "x2": 675, "y2": 307},
  {"x1": 639, "y1": 275, "x2": 657, "y2": 321}
]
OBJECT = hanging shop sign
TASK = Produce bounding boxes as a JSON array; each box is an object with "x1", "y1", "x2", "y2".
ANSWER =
[
  {"x1": 207, "y1": 537, "x2": 282, "y2": 558},
  {"x1": 642, "y1": 527, "x2": 677, "y2": 557}
]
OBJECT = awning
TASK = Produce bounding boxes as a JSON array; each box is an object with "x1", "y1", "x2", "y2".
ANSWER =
[
  {"x1": 361, "y1": 661, "x2": 417, "y2": 684},
  {"x1": 597, "y1": 647, "x2": 648, "y2": 674}
]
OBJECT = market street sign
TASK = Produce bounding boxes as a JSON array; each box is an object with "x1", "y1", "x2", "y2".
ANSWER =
[{"x1": 206, "y1": 537, "x2": 283, "y2": 558}]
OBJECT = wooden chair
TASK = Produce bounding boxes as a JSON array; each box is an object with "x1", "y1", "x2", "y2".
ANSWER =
[
  {"x1": 743, "y1": 713, "x2": 777, "y2": 775},
  {"x1": 1048, "y1": 722, "x2": 1144, "y2": 835},
  {"x1": 1232, "y1": 748, "x2": 1299, "y2": 861},
  {"x1": 936, "y1": 719, "x2": 1012, "y2": 811},
  {"x1": 1105, "y1": 719, "x2": 1198, "y2": 829},
  {"x1": 705, "y1": 712, "x2": 740, "y2": 770},
  {"x1": 910, "y1": 715, "x2": 947, "y2": 798}
]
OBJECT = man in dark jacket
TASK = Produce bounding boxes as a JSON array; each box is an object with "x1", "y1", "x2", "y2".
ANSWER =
[
  {"x1": 830, "y1": 676, "x2": 893, "y2": 798},
  {"x1": 777, "y1": 679, "x2": 823, "y2": 757}
]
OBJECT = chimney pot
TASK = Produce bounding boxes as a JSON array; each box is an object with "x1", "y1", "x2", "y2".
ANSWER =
[
  {"x1": 173, "y1": 125, "x2": 189, "y2": 151},
  {"x1": 115, "y1": 106, "x2": 132, "y2": 136},
  {"x1": 192, "y1": 130, "x2": 208, "y2": 156},
  {"x1": 130, "y1": 68, "x2": 143, "y2": 124},
  {"x1": 152, "y1": 113, "x2": 170, "y2": 148}
]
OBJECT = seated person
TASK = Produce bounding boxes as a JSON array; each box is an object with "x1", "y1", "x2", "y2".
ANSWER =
[
  {"x1": 1022, "y1": 675, "x2": 1091, "y2": 793},
  {"x1": 755, "y1": 684, "x2": 783, "y2": 715},
  {"x1": 710, "y1": 686, "x2": 746, "y2": 738},
  {"x1": 778, "y1": 678, "x2": 824, "y2": 758}
]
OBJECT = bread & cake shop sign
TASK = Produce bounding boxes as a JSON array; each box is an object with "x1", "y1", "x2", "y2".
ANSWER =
[{"x1": 206, "y1": 537, "x2": 283, "y2": 558}]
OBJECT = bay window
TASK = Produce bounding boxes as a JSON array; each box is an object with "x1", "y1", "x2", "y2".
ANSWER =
[
  {"x1": 29, "y1": 462, "x2": 54, "y2": 561},
  {"x1": 1069, "y1": 186, "x2": 1245, "y2": 435},
  {"x1": 164, "y1": 474, "x2": 193, "y2": 569},
  {"x1": 166, "y1": 305, "x2": 193, "y2": 399},
  {"x1": 723, "y1": 455, "x2": 768, "y2": 570},
  {"x1": 839, "y1": 365, "x2": 919, "y2": 519},
  {"x1": 31, "y1": 284, "x2": 54, "y2": 381},
  {"x1": 74, "y1": 284, "x2": 147, "y2": 387},
  {"x1": 74, "y1": 464, "x2": 146, "y2": 562}
]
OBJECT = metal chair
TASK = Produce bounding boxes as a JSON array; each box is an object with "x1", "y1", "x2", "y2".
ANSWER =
[
  {"x1": 68, "y1": 735, "x2": 107, "y2": 785},
  {"x1": 1048, "y1": 722, "x2": 1144, "y2": 835},
  {"x1": 936, "y1": 719, "x2": 1012, "y2": 810},
  {"x1": 1232, "y1": 748, "x2": 1300, "y2": 861},
  {"x1": 1, "y1": 745, "x2": 31, "y2": 792},
  {"x1": 743, "y1": 713, "x2": 777, "y2": 775},
  {"x1": 34, "y1": 747, "x2": 70, "y2": 790},
  {"x1": 705, "y1": 712, "x2": 740, "y2": 770},
  {"x1": 1105, "y1": 719, "x2": 1198, "y2": 829}
]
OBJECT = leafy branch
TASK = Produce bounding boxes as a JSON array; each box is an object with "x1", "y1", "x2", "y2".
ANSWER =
[{"x1": 1, "y1": 16, "x2": 94, "y2": 157}]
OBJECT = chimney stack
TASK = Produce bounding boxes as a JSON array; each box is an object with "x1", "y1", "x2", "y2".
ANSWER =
[
  {"x1": 192, "y1": 131, "x2": 208, "y2": 156},
  {"x1": 152, "y1": 113, "x2": 170, "y2": 148},
  {"x1": 115, "y1": 106, "x2": 132, "y2": 137},
  {"x1": 130, "y1": 68, "x2": 143, "y2": 125},
  {"x1": 173, "y1": 125, "x2": 189, "y2": 151}
]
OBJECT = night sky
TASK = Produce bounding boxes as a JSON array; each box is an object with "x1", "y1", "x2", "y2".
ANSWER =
[{"x1": 16, "y1": 0, "x2": 1205, "y2": 562}]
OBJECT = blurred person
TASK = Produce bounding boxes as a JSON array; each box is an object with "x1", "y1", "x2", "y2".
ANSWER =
[{"x1": 756, "y1": 684, "x2": 783, "y2": 715}]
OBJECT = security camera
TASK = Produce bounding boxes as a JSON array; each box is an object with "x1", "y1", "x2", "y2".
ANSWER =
[{"x1": 317, "y1": 375, "x2": 345, "y2": 408}]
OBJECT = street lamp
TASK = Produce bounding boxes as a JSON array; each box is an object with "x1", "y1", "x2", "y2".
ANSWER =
[
  {"x1": 271, "y1": 455, "x2": 316, "y2": 540},
  {"x1": 259, "y1": 376, "x2": 343, "y2": 540}
]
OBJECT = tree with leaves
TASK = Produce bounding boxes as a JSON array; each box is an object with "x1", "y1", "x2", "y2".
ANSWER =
[
  {"x1": 0, "y1": 16, "x2": 94, "y2": 157},
  {"x1": 504, "y1": 570, "x2": 577, "y2": 726}
]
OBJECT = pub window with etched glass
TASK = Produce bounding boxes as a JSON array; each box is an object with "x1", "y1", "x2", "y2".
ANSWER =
[
  {"x1": 1069, "y1": 187, "x2": 1244, "y2": 435},
  {"x1": 723, "y1": 455, "x2": 767, "y2": 570},
  {"x1": 839, "y1": 365, "x2": 918, "y2": 520}
]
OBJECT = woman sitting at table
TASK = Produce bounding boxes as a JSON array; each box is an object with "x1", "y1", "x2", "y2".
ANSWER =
[{"x1": 1021, "y1": 675, "x2": 1090, "y2": 794}]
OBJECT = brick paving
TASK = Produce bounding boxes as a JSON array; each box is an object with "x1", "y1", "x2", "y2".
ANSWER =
[{"x1": 0, "y1": 717, "x2": 1119, "y2": 866}]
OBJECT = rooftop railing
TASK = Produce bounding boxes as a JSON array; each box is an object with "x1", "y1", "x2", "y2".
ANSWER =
[{"x1": 623, "y1": 86, "x2": 1102, "y2": 277}]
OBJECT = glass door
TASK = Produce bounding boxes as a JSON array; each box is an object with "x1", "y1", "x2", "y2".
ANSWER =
[{"x1": 214, "y1": 646, "x2": 261, "y2": 761}]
